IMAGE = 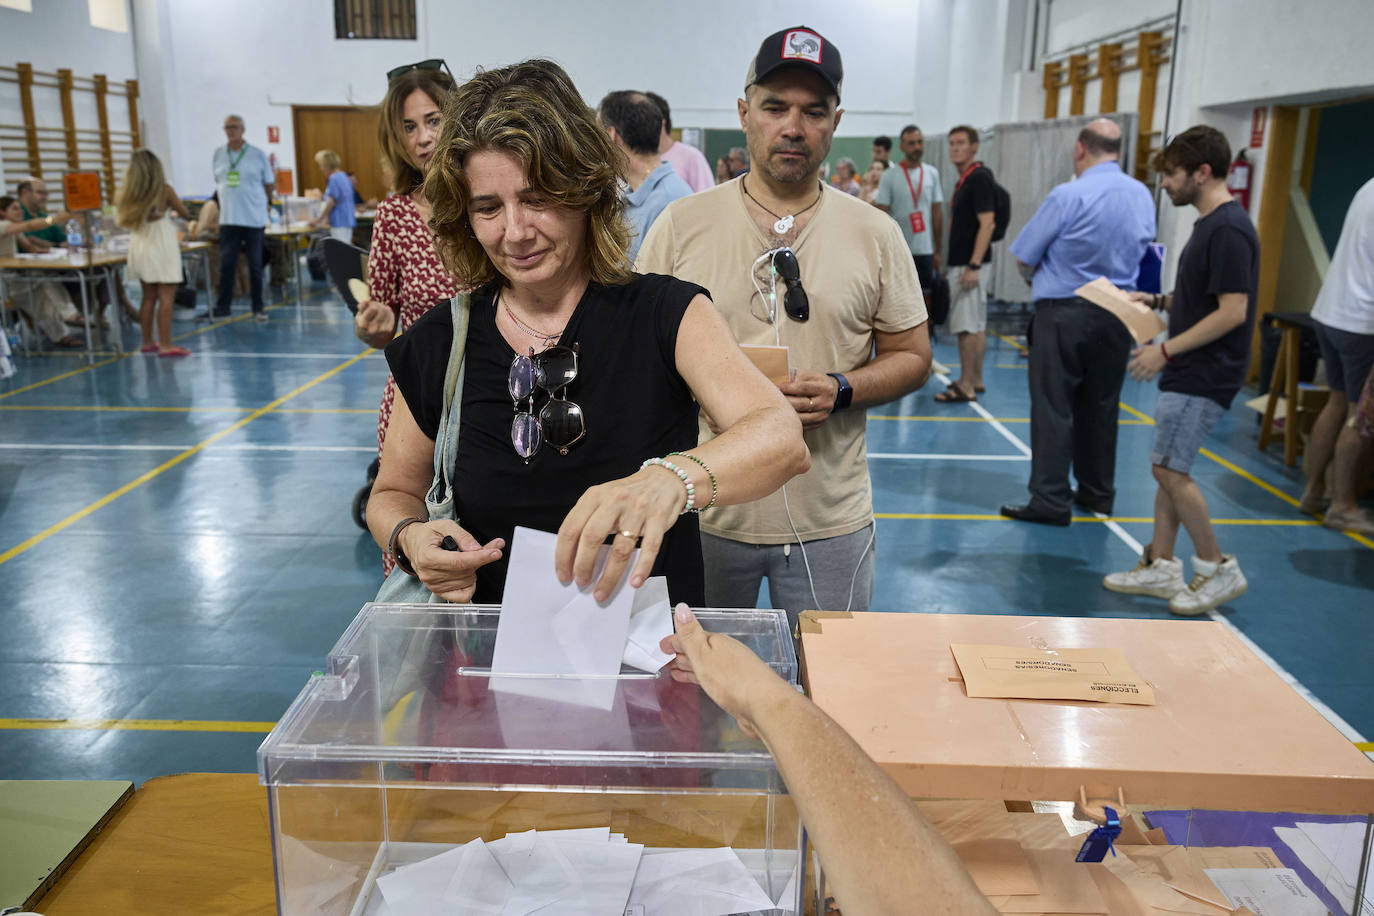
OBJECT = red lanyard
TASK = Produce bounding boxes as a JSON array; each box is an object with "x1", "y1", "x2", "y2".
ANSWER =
[
  {"x1": 901, "y1": 163, "x2": 925, "y2": 209},
  {"x1": 955, "y1": 161, "x2": 983, "y2": 194}
]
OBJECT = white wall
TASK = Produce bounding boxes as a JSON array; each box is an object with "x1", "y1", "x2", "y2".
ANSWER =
[
  {"x1": 0, "y1": 0, "x2": 137, "y2": 192},
  {"x1": 123, "y1": 0, "x2": 930, "y2": 194}
]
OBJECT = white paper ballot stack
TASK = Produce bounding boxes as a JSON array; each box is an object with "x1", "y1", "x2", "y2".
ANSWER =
[
  {"x1": 374, "y1": 828, "x2": 782, "y2": 915},
  {"x1": 489, "y1": 528, "x2": 676, "y2": 710}
]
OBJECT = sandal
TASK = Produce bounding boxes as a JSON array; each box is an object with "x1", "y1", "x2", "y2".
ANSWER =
[
  {"x1": 157, "y1": 346, "x2": 191, "y2": 357},
  {"x1": 55, "y1": 335, "x2": 84, "y2": 348},
  {"x1": 1323, "y1": 509, "x2": 1374, "y2": 537},
  {"x1": 141, "y1": 343, "x2": 160, "y2": 354},
  {"x1": 934, "y1": 386, "x2": 977, "y2": 404},
  {"x1": 945, "y1": 382, "x2": 986, "y2": 394},
  {"x1": 1298, "y1": 494, "x2": 1330, "y2": 516}
]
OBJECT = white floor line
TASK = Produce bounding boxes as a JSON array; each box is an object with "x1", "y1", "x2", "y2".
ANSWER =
[
  {"x1": 932, "y1": 354, "x2": 1369, "y2": 744},
  {"x1": 1071, "y1": 478, "x2": 1368, "y2": 744},
  {"x1": 933, "y1": 371, "x2": 1033, "y2": 457},
  {"x1": 0, "y1": 443, "x2": 375, "y2": 453},
  {"x1": 868, "y1": 452, "x2": 1029, "y2": 461}
]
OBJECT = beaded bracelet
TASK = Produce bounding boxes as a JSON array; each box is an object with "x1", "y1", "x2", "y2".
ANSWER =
[
  {"x1": 641, "y1": 457, "x2": 696, "y2": 514},
  {"x1": 668, "y1": 451, "x2": 717, "y2": 511}
]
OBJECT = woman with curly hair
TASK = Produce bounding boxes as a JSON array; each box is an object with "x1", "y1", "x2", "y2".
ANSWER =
[{"x1": 367, "y1": 59, "x2": 808, "y2": 606}]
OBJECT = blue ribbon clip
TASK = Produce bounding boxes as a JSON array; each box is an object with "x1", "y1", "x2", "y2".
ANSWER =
[{"x1": 1074, "y1": 805, "x2": 1122, "y2": 863}]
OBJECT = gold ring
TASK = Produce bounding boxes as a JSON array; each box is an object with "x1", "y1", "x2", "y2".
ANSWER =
[
  {"x1": 808, "y1": 397, "x2": 814, "y2": 410},
  {"x1": 618, "y1": 529, "x2": 636, "y2": 539}
]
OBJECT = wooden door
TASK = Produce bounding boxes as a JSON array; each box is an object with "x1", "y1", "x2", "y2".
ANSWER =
[{"x1": 291, "y1": 105, "x2": 385, "y2": 205}]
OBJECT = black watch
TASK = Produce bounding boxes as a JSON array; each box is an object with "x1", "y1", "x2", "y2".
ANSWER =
[{"x1": 828, "y1": 372, "x2": 853, "y2": 411}]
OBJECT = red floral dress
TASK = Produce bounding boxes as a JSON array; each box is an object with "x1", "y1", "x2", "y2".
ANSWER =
[{"x1": 369, "y1": 193, "x2": 459, "y2": 571}]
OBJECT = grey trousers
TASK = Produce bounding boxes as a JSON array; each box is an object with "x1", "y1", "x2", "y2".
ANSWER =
[
  {"x1": 1026, "y1": 297, "x2": 1132, "y2": 514},
  {"x1": 702, "y1": 524, "x2": 877, "y2": 631}
]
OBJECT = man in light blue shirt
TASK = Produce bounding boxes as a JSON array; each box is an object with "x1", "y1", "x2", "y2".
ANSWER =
[
  {"x1": 1001, "y1": 118, "x2": 1155, "y2": 525},
  {"x1": 597, "y1": 91, "x2": 692, "y2": 262},
  {"x1": 210, "y1": 113, "x2": 274, "y2": 320}
]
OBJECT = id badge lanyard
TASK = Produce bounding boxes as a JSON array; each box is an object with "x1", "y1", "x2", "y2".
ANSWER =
[
  {"x1": 225, "y1": 144, "x2": 247, "y2": 188},
  {"x1": 902, "y1": 163, "x2": 926, "y2": 235}
]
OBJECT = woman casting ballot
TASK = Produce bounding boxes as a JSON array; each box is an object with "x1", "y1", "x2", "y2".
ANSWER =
[{"x1": 367, "y1": 59, "x2": 809, "y2": 605}]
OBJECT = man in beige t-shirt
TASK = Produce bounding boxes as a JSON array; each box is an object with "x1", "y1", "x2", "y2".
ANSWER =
[{"x1": 637, "y1": 25, "x2": 930, "y2": 622}]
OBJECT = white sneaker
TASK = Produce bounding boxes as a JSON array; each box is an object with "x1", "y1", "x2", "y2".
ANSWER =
[
  {"x1": 1103, "y1": 550, "x2": 1185, "y2": 598},
  {"x1": 253, "y1": 311, "x2": 269, "y2": 323},
  {"x1": 1168, "y1": 555, "x2": 1247, "y2": 617}
]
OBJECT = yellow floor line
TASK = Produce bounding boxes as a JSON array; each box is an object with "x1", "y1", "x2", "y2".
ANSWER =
[
  {"x1": 0, "y1": 351, "x2": 371, "y2": 568},
  {"x1": 871, "y1": 414, "x2": 1147, "y2": 425},
  {"x1": 1117, "y1": 398, "x2": 1373, "y2": 550},
  {"x1": 1357, "y1": 742, "x2": 1374, "y2": 752},
  {"x1": 874, "y1": 513, "x2": 1318, "y2": 525},
  {"x1": 0, "y1": 291, "x2": 329, "y2": 402},
  {"x1": 997, "y1": 333, "x2": 1028, "y2": 352},
  {"x1": 0, "y1": 717, "x2": 275, "y2": 733},
  {"x1": 0, "y1": 404, "x2": 251, "y2": 413},
  {"x1": 0, "y1": 404, "x2": 377, "y2": 414}
]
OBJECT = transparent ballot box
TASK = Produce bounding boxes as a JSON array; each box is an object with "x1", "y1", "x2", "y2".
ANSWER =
[
  {"x1": 258, "y1": 603, "x2": 802, "y2": 915},
  {"x1": 282, "y1": 195, "x2": 323, "y2": 225},
  {"x1": 799, "y1": 611, "x2": 1374, "y2": 916}
]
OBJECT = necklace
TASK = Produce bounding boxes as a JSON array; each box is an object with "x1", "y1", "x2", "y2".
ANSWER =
[
  {"x1": 742, "y1": 178, "x2": 823, "y2": 235},
  {"x1": 499, "y1": 292, "x2": 565, "y2": 344}
]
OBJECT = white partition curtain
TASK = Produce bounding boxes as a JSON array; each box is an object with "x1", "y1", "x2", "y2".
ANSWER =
[{"x1": 923, "y1": 112, "x2": 1139, "y2": 305}]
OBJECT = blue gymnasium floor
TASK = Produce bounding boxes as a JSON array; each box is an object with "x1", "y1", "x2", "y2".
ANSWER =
[{"x1": 2, "y1": 282, "x2": 1371, "y2": 786}]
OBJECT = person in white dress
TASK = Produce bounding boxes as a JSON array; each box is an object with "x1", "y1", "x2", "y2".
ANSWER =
[{"x1": 116, "y1": 149, "x2": 192, "y2": 356}]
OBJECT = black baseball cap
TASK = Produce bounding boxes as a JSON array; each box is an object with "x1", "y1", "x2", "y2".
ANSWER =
[{"x1": 745, "y1": 26, "x2": 843, "y2": 101}]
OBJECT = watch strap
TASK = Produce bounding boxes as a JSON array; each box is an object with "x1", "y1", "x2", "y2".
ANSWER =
[{"x1": 828, "y1": 372, "x2": 853, "y2": 411}]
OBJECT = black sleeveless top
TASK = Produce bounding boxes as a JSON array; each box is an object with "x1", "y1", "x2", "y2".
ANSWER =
[{"x1": 387, "y1": 273, "x2": 707, "y2": 605}]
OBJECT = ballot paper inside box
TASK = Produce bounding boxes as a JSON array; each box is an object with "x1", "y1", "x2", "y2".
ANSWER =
[{"x1": 257, "y1": 602, "x2": 803, "y2": 916}]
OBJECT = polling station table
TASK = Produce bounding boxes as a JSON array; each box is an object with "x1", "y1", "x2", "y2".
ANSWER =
[
  {"x1": 799, "y1": 611, "x2": 1374, "y2": 914},
  {"x1": 1, "y1": 242, "x2": 216, "y2": 363},
  {"x1": 0, "y1": 249, "x2": 127, "y2": 363},
  {"x1": 265, "y1": 223, "x2": 321, "y2": 307}
]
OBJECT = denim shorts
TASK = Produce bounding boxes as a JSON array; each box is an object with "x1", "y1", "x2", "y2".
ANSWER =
[
  {"x1": 1313, "y1": 319, "x2": 1374, "y2": 395},
  {"x1": 1151, "y1": 391, "x2": 1225, "y2": 473}
]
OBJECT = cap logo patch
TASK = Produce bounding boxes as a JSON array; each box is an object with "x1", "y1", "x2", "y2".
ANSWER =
[{"x1": 783, "y1": 30, "x2": 822, "y2": 63}]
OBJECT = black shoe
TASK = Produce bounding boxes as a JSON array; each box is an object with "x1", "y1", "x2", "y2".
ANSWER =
[
  {"x1": 211, "y1": 310, "x2": 232, "y2": 318},
  {"x1": 1071, "y1": 489, "x2": 1114, "y2": 515},
  {"x1": 1000, "y1": 503, "x2": 1071, "y2": 526}
]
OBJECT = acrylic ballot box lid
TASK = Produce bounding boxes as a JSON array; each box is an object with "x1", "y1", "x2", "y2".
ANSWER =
[
  {"x1": 800, "y1": 612, "x2": 1374, "y2": 814},
  {"x1": 258, "y1": 604, "x2": 797, "y2": 788}
]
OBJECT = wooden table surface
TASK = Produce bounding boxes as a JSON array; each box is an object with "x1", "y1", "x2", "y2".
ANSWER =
[{"x1": 35, "y1": 773, "x2": 277, "y2": 916}]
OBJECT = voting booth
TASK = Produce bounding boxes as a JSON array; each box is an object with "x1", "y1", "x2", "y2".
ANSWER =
[
  {"x1": 800, "y1": 612, "x2": 1374, "y2": 916},
  {"x1": 258, "y1": 603, "x2": 803, "y2": 915}
]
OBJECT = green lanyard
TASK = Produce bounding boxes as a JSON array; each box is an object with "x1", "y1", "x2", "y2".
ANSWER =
[{"x1": 226, "y1": 144, "x2": 248, "y2": 170}]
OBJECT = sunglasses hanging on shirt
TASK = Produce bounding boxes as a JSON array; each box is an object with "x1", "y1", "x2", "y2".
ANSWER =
[
  {"x1": 751, "y1": 247, "x2": 810, "y2": 329},
  {"x1": 508, "y1": 343, "x2": 586, "y2": 462}
]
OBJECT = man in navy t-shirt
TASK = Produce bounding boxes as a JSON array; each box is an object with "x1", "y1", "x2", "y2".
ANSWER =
[{"x1": 1104, "y1": 125, "x2": 1258, "y2": 616}]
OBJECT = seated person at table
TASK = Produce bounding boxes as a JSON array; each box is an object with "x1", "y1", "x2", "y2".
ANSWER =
[
  {"x1": 367, "y1": 57, "x2": 809, "y2": 607},
  {"x1": 661, "y1": 605, "x2": 997, "y2": 916},
  {"x1": 1, "y1": 195, "x2": 82, "y2": 348}
]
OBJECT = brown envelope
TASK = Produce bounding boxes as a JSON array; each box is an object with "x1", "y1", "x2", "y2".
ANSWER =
[
  {"x1": 951, "y1": 643, "x2": 1157, "y2": 706},
  {"x1": 1121, "y1": 846, "x2": 1232, "y2": 911},
  {"x1": 919, "y1": 800, "x2": 1040, "y2": 896},
  {"x1": 1075, "y1": 276, "x2": 1168, "y2": 344},
  {"x1": 985, "y1": 848, "x2": 1109, "y2": 913},
  {"x1": 739, "y1": 344, "x2": 790, "y2": 384}
]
